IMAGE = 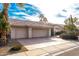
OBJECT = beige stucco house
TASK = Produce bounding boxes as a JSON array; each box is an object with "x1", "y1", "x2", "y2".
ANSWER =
[
  {"x1": 53, "y1": 24, "x2": 64, "y2": 32},
  {"x1": 9, "y1": 19, "x2": 53, "y2": 39}
]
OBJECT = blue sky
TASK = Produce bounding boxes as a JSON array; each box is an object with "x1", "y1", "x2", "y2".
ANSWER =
[
  {"x1": 0, "y1": 3, "x2": 42, "y2": 21},
  {"x1": 0, "y1": 0, "x2": 79, "y2": 24}
]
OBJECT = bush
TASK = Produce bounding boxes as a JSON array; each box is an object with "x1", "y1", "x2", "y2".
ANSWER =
[
  {"x1": 60, "y1": 33, "x2": 78, "y2": 40},
  {"x1": 51, "y1": 31, "x2": 65, "y2": 36},
  {"x1": 9, "y1": 45, "x2": 22, "y2": 51},
  {"x1": 55, "y1": 31, "x2": 65, "y2": 35}
]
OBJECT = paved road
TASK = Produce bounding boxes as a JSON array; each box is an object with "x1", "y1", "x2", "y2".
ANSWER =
[{"x1": 57, "y1": 46, "x2": 79, "y2": 56}]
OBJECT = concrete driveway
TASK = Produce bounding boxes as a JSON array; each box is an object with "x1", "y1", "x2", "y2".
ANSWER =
[
  {"x1": 17, "y1": 37, "x2": 70, "y2": 50},
  {"x1": 8, "y1": 37, "x2": 79, "y2": 56}
]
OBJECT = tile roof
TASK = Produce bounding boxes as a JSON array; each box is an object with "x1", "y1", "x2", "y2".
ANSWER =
[{"x1": 9, "y1": 19, "x2": 53, "y2": 28}]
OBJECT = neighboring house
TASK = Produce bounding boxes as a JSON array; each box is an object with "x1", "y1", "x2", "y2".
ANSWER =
[
  {"x1": 53, "y1": 24, "x2": 64, "y2": 32},
  {"x1": 9, "y1": 19, "x2": 53, "y2": 39},
  {"x1": 48, "y1": 24, "x2": 64, "y2": 36}
]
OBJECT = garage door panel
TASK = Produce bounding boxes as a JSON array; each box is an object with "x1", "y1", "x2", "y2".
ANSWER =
[
  {"x1": 32, "y1": 29, "x2": 48, "y2": 37},
  {"x1": 16, "y1": 28, "x2": 27, "y2": 38},
  {"x1": 11, "y1": 27, "x2": 27, "y2": 39}
]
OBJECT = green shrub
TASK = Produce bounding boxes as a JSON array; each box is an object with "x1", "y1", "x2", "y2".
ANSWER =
[
  {"x1": 55, "y1": 31, "x2": 65, "y2": 35},
  {"x1": 60, "y1": 33, "x2": 78, "y2": 40}
]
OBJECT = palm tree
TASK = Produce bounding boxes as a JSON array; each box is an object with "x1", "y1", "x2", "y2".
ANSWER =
[
  {"x1": 0, "y1": 9, "x2": 11, "y2": 46},
  {"x1": 39, "y1": 14, "x2": 44, "y2": 21},
  {"x1": 39, "y1": 14, "x2": 48, "y2": 23},
  {"x1": 0, "y1": 3, "x2": 25, "y2": 46}
]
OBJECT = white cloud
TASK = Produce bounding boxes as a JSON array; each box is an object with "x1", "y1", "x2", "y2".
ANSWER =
[
  {"x1": 3, "y1": 0, "x2": 79, "y2": 24},
  {"x1": 13, "y1": 12, "x2": 28, "y2": 16},
  {"x1": 23, "y1": 0, "x2": 79, "y2": 24},
  {"x1": 9, "y1": 16, "x2": 16, "y2": 19},
  {"x1": 24, "y1": 16, "x2": 39, "y2": 21}
]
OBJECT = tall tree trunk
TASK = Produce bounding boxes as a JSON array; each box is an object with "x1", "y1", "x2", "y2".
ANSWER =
[
  {"x1": 2, "y1": 3, "x2": 9, "y2": 46},
  {"x1": 3, "y1": 3, "x2": 9, "y2": 21}
]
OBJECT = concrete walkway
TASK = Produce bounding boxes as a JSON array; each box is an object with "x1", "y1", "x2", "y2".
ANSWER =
[{"x1": 7, "y1": 37, "x2": 79, "y2": 56}]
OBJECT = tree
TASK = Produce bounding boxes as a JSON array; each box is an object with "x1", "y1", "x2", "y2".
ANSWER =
[
  {"x1": 0, "y1": 3, "x2": 25, "y2": 46},
  {"x1": 39, "y1": 14, "x2": 44, "y2": 21},
  {"x1": 0, "y1": 9, "x2": 11, "y2": 45},
  {"x1": 64, "y1": 15, "x2": 78, "y2": 35},
  {"x1": 39, "y1": 14, "x2": 48, "y2": 23}
]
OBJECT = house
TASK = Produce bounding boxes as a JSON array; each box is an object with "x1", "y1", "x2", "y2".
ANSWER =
[
  {"x1": 9, "y1": 19, "x2": 53, "y2": 39},
  {"x1": 53, "y1": 24, "x2": 64, "y2": 32},
  {"x1": 47, "y1": 23, "x2": 64, "y2": 36}
]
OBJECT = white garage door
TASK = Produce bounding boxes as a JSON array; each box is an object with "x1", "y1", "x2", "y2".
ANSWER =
[
  {"x1": 11, "y1": 27, "x2": 27, "y2": 39},
  {"x1": 32, "y1": 29, "x2": 48, "y2": 38}
]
